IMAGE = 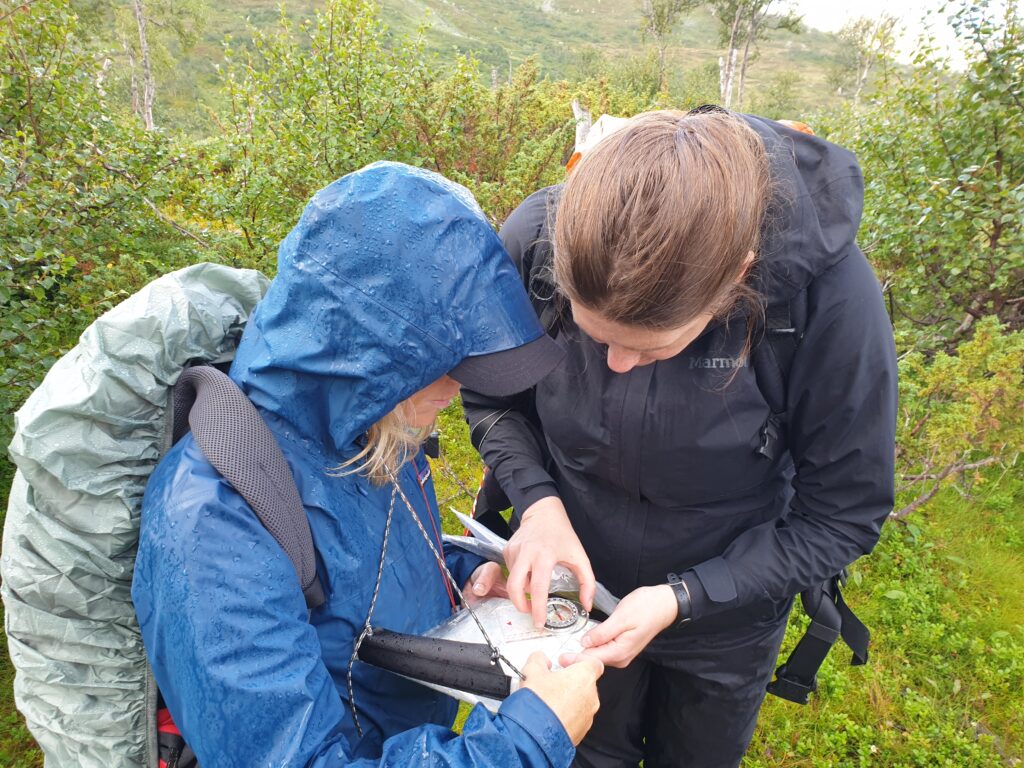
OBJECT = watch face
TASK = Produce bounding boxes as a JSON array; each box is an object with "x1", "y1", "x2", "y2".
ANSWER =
[{"x1": 544, "y1": 597, "x2": 587, "y2": 632}]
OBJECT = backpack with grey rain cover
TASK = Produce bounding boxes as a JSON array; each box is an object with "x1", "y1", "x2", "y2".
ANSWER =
[{"x1": 2, "y1": 264, "x2": 274, "y2": 768}]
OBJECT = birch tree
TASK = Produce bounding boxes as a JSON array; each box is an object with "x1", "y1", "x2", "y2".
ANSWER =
[
  {"x1": 711, "y1": 0, "x2": 800, "y2": 108},
  {"x1": 131, "y1": 0, "x2": 154, "y2": 129},
  {"x1": 840, "y1": 15, "x2": 899, "y2": 102},
  {"x1": 637, "y1": 0, "x2": 701, "y2": 92},
  {"x1": 115, "y1": 0, "x2": 206, "y2": 130}
]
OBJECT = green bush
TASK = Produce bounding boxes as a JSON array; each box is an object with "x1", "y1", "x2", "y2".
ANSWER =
[
  {"x1": 0, "y1": 0, "x2": 204, "y2": 462},
  {"x1": 819, "y1": 0, "x2": 1023, "y2": 345},
  {"x1": 894, "y1": 318, "x2": 1024, "y2": 519}
]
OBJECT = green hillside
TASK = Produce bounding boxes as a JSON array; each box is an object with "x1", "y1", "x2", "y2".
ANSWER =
[
  {"x1": 379, "y1": 0, "x2": 840, "y2": 91},
  {"x1": 154, "y1": 0, "x2": 846, "y2": 132}
]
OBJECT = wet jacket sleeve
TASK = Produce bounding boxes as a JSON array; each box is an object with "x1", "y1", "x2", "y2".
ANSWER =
[
  {"x1": 680, "y1": 249, "x2": 897, "y2": 619},
  {"x1": 462, "y1": 190, "x2": 561, "y2": 516},
  {"x1": 132, "y1": 447, "x2": 573, "y2": 768},
  {"x1": 444, "y1": 541, "x2": 487, "y2": 588}
]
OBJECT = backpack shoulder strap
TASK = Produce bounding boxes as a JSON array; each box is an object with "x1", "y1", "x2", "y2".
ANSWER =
[
  {"x1": 172, "y1": 365, "x2": 325, "y2": 611},
  {"x1": 529, "y1": 254, "x2": 562, "y2": 337},
  {"x1": 751, "y1": 287, "x2": 808, "y2": 460},
  {"x1": 522, "y1": 187, "x2": 564, "y2": 338},
  {"x1": 767, "y1": 570, "x2": 871, "y2": 704},
  {"x1": 751, "y1": 287, "x2": 872, "y2": 703}
]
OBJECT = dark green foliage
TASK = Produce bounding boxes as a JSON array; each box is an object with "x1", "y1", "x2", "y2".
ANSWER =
[
  {"x1": 174, "y1": 0, "x2": 429, "y2": 265},
  {"x1": 677, "y1": 61, "x2": 721, "y2": 109},
  {"x1": 0, "y1": 0, "x2": 206, "y2": 464},
  {"x1": 749, "y1": 70, "x2": 800, "y2": 119}
]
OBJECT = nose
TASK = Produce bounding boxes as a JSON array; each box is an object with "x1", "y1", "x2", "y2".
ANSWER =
[
  {"x1": 439, "y1": 374, "x2": 462, "y2": 398},
  {"x1": 606, "y1": 346, "x2": 642, "y2": 374}
]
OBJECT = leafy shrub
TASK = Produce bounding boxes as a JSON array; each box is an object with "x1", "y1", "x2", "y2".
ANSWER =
[
  {"x1": 0, "y1": 0, "x2": 202, "y2": 462},
  {"x1": 819, "y1": 0, "x2": 1023, "y2": 344},
  {"x1": 894, "y1": 318, "x2": 1024, "y2": 518}
]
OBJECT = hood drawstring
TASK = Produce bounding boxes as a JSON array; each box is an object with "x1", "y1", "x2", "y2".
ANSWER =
[
  {"x1": 347, "y1": 467, "x2": 525, "y2": 737},
  {"x1": 347, "y1": 485, "x2": 398, "y2": 738},
  {"x1": 387, "y1": 471, "x2": 525, "y2": 683},
  {"x1": 414, "y1": 457, "x2": 457, "y2": 612}
]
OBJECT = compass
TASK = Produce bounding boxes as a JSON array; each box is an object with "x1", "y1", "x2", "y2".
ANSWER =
[{"x1": 544, "y1": 597, "x2": 587, "y2": 632}]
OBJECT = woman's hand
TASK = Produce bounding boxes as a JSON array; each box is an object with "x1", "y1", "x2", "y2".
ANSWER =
[
  {"x1": 579, "y1": 585, "x2": 677, "y2": 668},
  {"x1": 462, "y1": 562, "x2": 508, "y2": 605},
  {"x1": 504, "y1": 496, "x2": 596, "y2": 627},
  {"x1": 520, "y1": 651, "x2": 604, "y2": 745}
]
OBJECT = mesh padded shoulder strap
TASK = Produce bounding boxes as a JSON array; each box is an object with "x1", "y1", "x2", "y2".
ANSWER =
[{"x1": 172, "y1": 366, "x2": 325, "y2": 610}]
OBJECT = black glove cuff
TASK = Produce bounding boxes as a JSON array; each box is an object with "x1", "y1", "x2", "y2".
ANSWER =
[{"x1": 667, "y1": 572, "x2": 692, "y2": 627}]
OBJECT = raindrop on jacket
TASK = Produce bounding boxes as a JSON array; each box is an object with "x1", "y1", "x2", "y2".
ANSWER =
[{"x1": 132, "y1": 162, "x2": 574, "y2": 768}]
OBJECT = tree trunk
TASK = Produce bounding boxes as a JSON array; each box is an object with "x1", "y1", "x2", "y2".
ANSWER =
[
  {"x1": 120, "y1": 32, "x2": 140, "y2": 116},
  {"x1": 127, "y1": 49, "x2": 139, "y2": 116},
  {"x1": 96, "y1": 57, "x2": 112, "y2": 97},
  {"x1": 723, "y1": 47, "x2": 738, "y2": 106},
  {"x1": 658, "y1": 42, "x2": 668, "y2": 92},
  {"x1": 738, "y1": 2, "x2": 771, "y2": 109},
  {"x1": 132, "y1": 0, "x2": 155, "y2": 130},
  {"x1": 572, "y1": 99, "x2": 592, "y2": 148},
  {"x1": 721, "y1": 4, "x2": 743, "y2": 106},
  {"x1": 854, "y1": 57, "x2": 871, "y2": 103},
  {"x1": 738, "y1": 12, "x2": 755, "y2": 107}
]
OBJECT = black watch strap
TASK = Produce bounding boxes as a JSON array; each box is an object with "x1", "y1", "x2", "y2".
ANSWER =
[{"x1": 668, "y1": 573, "x2": 692, "y2": 627}]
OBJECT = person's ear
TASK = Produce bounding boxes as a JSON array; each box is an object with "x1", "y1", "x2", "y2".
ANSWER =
[{"x1": 736, "y1": 251, "x2": 755, "y2": 282}]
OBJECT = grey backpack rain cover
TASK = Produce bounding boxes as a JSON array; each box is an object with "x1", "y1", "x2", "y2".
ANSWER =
[{"x1": 2, "y1": 263, "x2": 269, "y2": 768}]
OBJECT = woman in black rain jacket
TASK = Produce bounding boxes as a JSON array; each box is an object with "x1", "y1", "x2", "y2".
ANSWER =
[{"x1": 462, "y1": 110, "x2": 897, "y2": 768}]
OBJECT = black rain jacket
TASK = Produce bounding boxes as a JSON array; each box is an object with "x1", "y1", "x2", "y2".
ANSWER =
[{"x1": 462, "y1": 115, "x2": 898, "y2": 643}]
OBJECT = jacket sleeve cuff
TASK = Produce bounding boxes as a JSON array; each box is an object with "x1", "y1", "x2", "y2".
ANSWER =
[
  {"x1": 680, "y1": 556, "x2": 740, "y2": 621},
  {"x1": 679, "y1": 571, "x2": 710, "y2": 621},
  {"x1": 508, "y1": 483, "x2": 560, "y2": 520},
  {"x1": 443, "y1": 546, "x2": 487, "y2": 589},
  {"x1": 498, "y1": 688, "x2": 575, "y2": 768}
]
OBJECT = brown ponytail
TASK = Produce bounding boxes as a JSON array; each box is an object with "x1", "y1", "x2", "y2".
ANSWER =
[{"x1": 552, "y1": 109, "x2": 771, "y2": 333}]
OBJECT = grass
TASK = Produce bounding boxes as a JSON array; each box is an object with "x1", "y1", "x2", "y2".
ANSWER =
[
  {"x1": 430, "y1": 403, "x2": 1024, "y2": 767},
  {"x1": 0, "y1": 653, "x2": 40, "y2": 768},
  {"x1": 746, "y1": 473, "x2": 1024, "y2": 767}
]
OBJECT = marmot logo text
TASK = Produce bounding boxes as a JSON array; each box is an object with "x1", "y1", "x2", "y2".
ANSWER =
[{"x1": 688, "y1": 357, "x2": 748, "y2": 369}]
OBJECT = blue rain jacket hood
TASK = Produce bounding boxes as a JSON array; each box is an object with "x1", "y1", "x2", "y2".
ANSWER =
[
  {"x1": 133, "y1": 163, "x2": 574, "y2": 768},
  {"x1": 233, "y1": 160, "x2": 550, "y2": 457}
]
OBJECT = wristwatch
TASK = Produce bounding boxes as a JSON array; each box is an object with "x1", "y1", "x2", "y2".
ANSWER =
[{"x1": 667, "y1": 572, "x2": 692, "y2": 627}]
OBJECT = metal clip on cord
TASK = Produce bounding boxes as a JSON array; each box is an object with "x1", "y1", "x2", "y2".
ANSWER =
[{"x1": 386, "y1": 471, "x2": 526, "y2": 683}]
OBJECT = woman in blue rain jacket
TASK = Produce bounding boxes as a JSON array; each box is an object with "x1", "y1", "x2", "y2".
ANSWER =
[{"x1": 132, "y1": 162, "x2": 602, "y2": 768}]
